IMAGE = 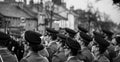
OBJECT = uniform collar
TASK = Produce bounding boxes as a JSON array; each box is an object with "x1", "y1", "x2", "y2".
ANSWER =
[
  {"x1": 82, "y1": 47, "x2": 89, "y2": 52},
  {"x1": 67, "y1": 56, "x2": 75, "y2": 61},
  {"x1": 0, "y1": 48, "x2": 7, "y2": 50},
  {"x1": 30, "y1": 51, "x2": 43, "y2": 57}
]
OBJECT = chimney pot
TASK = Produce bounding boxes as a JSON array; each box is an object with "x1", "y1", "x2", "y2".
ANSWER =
[{"x1": 70, "y1": 6, "x2": 74, "y2": 11}]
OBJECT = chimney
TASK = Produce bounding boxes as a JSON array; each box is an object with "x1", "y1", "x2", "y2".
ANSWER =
[{"x1": 70, "y1": 6, "x2": 74, "y2": 11}]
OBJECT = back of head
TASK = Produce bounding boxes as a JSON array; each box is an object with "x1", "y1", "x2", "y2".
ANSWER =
[
  {"x1": 25, "y1": 30, "x2": 44, "y2": 52},
  {"x1": 25, "y1": 30, "x2": 42, "y2": 45},
  {"x1": 78, "y1": 25, "x2": 88, "y2": 33},
  {"x1": 29, "y1": 44, "x2": 44, "y2": 53},
  {"x1": 66, "y1": 37, "x2": 81, "y2": 56},
  {"x1": 0, "y1": 31, "x2": 11, "y2": 47},
  {"x1": 64, "y1": 28, "x2": 77, "y2": 38},
  {"x1": 50, "y1": 34, "x2": 57, "y2": 41},
  {"x1": 94, "y1": 36, "x2": 110, "y2": 54},
  {"x1": 79, "y1": 32, "x2": 93, "y2": 46}
]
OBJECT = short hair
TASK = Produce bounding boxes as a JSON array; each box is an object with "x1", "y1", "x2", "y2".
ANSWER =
[
  {"x1": 51, "y1": 34, "x2": 57, "y2": 41},
  {"x1": 30, "y1": 44, "x2": 44, "y2": 53},
  {"x1": 70, "y1": 48, "x2": 79, "y2": 56}
]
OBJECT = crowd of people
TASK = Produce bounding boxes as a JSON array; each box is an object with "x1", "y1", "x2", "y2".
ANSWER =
[{"x1": 0, "y1": 25, "x2": 120, "y2": 62}]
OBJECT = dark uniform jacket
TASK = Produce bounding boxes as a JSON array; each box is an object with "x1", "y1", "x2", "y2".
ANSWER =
[
  {"x1": 0, "y1": 48, "x2": 18, "y2": 62},
  {"x1": 20, "y1": 52, "x2": 49, "y2": 62}
]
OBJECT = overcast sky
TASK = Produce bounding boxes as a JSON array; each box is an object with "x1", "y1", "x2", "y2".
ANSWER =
[
  {"x1": 64, "y1": 0, "x2": 120, "y2": 24},
  {"x1": 1, "y1": 0, "x2": 120, "y2": 24},
  {"x1": 19, "y1": 0, "x2": 120, "y2": 24}
]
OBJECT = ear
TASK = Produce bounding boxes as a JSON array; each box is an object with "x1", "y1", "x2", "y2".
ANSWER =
[{"x1": 49, "y1": 36, "x2": 52, "y2": 39}]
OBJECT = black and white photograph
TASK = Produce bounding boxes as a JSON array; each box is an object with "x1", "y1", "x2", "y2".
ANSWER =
[{"x1": 0, "y1": 0, "x2": 120, "y2": 62}]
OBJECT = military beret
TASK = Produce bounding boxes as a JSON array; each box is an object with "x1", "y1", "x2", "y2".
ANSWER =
[
  {"x1": 0, "y1": 31, "x2": 11, "y2": 40},
  {"x1": 80, "y1": 32, "x2": 93, "y2": 42},
  {"x1": 93, "y1": 31, "x2": 105, "y2": 38},
  {"x1": 57, "y1": 34, "x2": 67, "y2": 44},
  {"x1": 25, "y1": 30, "x2": 42, "y2": 45},
  {"x1": 57, "y1": 34, "x2": 67, "y2": 40},
  {"x1": 46, "y1": 28, "x2": 58, "y2": 34},
  {"x1": 64, "y1": 28, "x2": 77, "y2": 36},
  {"x1": 102, "y1": 29, "x2": 113, "y2": 36},
  {"x1": 94, "y1": 36, "x2": 110, "y2": 48},
  {"x1": 78, "y1": 25, "x2": 88, "y2": 33},
  {"x1": 66, "y1": 37, "x2": 81, "y2": 50}
]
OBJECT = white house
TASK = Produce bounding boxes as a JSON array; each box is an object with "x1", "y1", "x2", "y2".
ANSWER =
[{"x1": 54, "y1": 6, "x2": 79, "y2": 30}]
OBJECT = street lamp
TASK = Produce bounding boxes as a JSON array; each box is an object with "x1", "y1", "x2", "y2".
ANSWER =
[
  {"x1": 20, "y1": 17, "x2": 26, "y2": 27},
  {"x1": 37, "y1": 0, "x2": 46, "y2": 34},
  {"x1": 45, "y1": 1, "x2": 54, "y2": 28},
  {"x1": 4, "y1": 20, "x2": 10, "y2": 33}
]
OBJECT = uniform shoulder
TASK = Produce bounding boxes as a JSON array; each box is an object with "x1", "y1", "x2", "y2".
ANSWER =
[
  {"x1": 20, "y1": 59, "x2": 28, "y2": 62},
  {"x1": 99, "y1": 55, "x2": 110, "y2": 62},
  {"x1": 20, "y1": 55, "x2": 30, "y2": 62},
  {"x1": 68, "y1": 59, "x2": 84, "y2": 62},
  {"x1": 67, "y1": 56, "x2": 84, "y2": 62},
  {"x1": 1, "y1": 53, "x2": 18, "y2": 62},
  {"x1": 41, "y1": 57, "x2": 49, "y2": 62}
]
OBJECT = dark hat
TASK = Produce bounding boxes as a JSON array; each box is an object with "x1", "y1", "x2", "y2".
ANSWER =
[
  {"x1": 93, "y1": 31, "x2": 105, "y2": 38},
  {"x1": 64, "y1": 28, "x2": 77, "y2": 36},
  {"x1": 66, "y1": 37, "x2": 81, "y2": 50},
  {"x1": 0, "y1": 31, "x2": 11, "y2": 41},
  {"x1": 102, "y1": 29, "x2": 113, "y2": 36},
  {"x1": 78, "y1": 25, "x2": 88, "y2": 33},
  {"x1": 80, "y1": 32, "x2": 93, "y2": 42},
  {"x1": 57, "y1": 34, "x2": 67, "y2": 46},
  {"x1": 57, "y1": 34, "x2": 67, "y2": 40},
  {"x1": 94, "y1": 35, "x2": 110, "y2": 48},
  {"x1": 25, "y1": 30, "x2": 42, "y2": 45},
  {"x1": 46, "y1": 28, "x2": 58, "y2": 34}
]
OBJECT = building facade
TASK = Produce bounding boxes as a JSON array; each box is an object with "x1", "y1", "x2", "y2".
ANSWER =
[{"x1": 0, "y1": 0, "x2": 38, "y2": 34}]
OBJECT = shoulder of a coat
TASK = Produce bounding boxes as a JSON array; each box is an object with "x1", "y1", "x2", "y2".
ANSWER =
[
  {"x1": 20, "y1": 55, "x2": 31, "y2": 62},
  {"x1": 20, "y1": 59, "x2": 28, "y2": 62},
  {"x1": 43, "y1": 57, "x2": 49, "y2": 62}
]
